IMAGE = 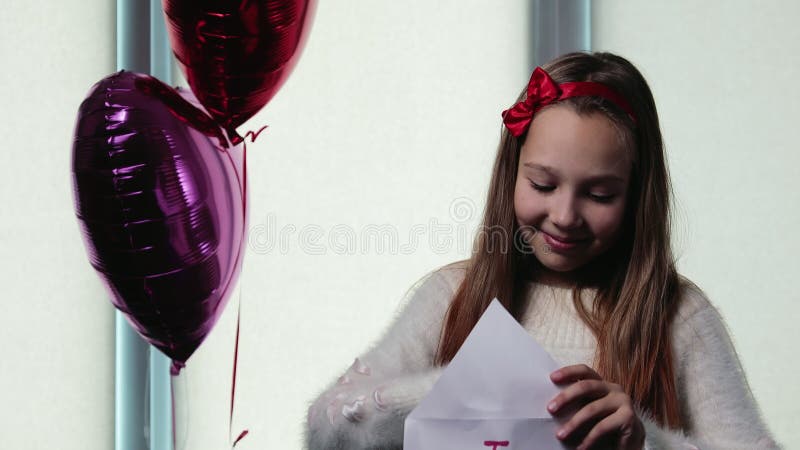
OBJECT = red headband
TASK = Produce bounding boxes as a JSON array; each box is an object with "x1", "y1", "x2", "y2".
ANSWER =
[{"x1": 502, "y1": 67, "x2": 636, "y2": 137}]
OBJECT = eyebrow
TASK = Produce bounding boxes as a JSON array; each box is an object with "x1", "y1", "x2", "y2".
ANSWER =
[{"x1": 522, "y1": 162, "x2": 626, "y2": 184}]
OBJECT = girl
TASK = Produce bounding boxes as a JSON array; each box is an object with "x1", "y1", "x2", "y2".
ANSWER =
[{"x1": 305, "y1": 52, "x2": 780, "y2": 449}]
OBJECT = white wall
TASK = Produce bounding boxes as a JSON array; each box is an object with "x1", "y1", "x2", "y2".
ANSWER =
[
  {"x1": 594, "y1": 1, "x2": 799, "y2": 447},
  {"x1": 0, "y1": 1, "x2": 115, "y2": 449}
]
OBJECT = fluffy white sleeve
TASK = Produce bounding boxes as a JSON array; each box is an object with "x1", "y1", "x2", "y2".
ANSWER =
[
  {"x1": 304, "y1": 269, "x2": 456, "y2": 450},
  {"x1": 640, "y1": 288, "x2": 782, "y2": 449}
]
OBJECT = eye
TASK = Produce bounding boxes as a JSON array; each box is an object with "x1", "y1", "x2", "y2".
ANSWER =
[
  {"x1": 529, "y1": 181, "x2": 554, "y2": 192},
  {"x1": 589, "y1": 193, "x2": 615, "y2": 203}
]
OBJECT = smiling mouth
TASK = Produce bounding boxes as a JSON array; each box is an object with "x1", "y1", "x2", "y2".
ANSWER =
[
  {"x1": 541, "y1": 230, "x2": 589, "y2": 243},
  {"x1": 539, "y1": 231, "x2": 590, "y2": 252},
  {"x1": 549, "y1": 235, "x2": 588, "y2": 243}
]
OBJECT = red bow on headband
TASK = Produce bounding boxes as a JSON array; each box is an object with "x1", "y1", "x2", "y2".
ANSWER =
[{"x1": 501, "y1": 67, "x2": 636, "y2": 137}]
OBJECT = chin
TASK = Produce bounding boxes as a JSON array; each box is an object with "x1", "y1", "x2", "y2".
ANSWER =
[
  {"x1": 532, "y1": 250, "x2": 582, "y2": 271},
  {"x1": 540, "y1": 260, "x2": 584, "y2": 273}
]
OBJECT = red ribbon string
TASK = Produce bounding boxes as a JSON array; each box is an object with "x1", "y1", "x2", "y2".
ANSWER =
[
  {"x1": 228, "y1": 125, "x2": 267, "y2": 448},
  {"x1": 240, "y1": 125, "x2": 268, "y2": 217},
  {"x1": 230, "y1": 298, "x2": 247, "y2": 448}
]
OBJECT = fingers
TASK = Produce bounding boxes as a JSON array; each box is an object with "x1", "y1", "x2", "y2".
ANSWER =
[
  {"x1": 574, "y1": 405, "x2": 642, "y2": 450},
  {"x1": 548, "y1": 379, "x2": 612, "y2": 415},
  {"x1": 553, "y1": 393, "x2": 621, "y2": 438},
  {"x1": 550, "y1": 364, "x2": 602, "y2": 384},
  {"x1": 547, "y1": 365, "x2": 641, "y2": 449}
]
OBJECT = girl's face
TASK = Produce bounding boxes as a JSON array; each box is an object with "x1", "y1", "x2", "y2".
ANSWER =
[{"x1": 514, "y1": 105, "x2": 632, "y2": 283}]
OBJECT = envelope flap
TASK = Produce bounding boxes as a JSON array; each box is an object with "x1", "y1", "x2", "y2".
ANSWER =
[{"x1": 409, "y1": 299, "x2": 561, "y2": 420}]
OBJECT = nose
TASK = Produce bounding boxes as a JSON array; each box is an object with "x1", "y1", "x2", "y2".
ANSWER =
[{"x1": 549, "y1": 192, "x2": 584, "y2": 230}]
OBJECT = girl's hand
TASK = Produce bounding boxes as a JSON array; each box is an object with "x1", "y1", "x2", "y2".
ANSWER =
[{"x1": 548, "y1": 364, "x2": 645, "y2": 450}]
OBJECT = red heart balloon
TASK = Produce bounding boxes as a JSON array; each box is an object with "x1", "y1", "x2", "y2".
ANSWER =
[
  {"x1": 72, "y1": 71, "x2": 247, "y2": 372},
  {"x1": 162, "y1": 0, "x2": 316, "y2": 143}
]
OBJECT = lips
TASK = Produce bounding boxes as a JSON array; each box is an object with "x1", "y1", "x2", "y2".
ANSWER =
[
  {"x1": 543, "y1": 231, "x2": 588, "y2": 243},
  {"x1": 542, "y1": 231, "x2": 588, "y2": 251}
]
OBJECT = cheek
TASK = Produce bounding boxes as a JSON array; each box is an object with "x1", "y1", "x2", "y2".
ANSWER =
[
  {"x1": 590, "y1": 205, "x2": 627, "y2": 240},
  {"x1": 512, "y1": 183, "x2": 524, "y2": 220},
  {"x1": 513, "y1": 184, "x2": 540, "y2": 224}
]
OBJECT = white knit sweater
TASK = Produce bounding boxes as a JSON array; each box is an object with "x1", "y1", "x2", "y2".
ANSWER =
[{"x1": 305, "y1": 262, "x2": 781, "y2": 449}]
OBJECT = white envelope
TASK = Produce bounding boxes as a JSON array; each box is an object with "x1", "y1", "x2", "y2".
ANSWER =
[{"x1": 404, "y1": 299, "x2": 572, "y2": 449}]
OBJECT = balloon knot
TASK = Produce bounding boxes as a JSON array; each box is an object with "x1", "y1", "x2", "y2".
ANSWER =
[
  {"x1": 170, "y1": 360, "x2": 185, "y2": 376},
  {"x1": 226, "y1": 127, "x2": 245, "y2": 145}
]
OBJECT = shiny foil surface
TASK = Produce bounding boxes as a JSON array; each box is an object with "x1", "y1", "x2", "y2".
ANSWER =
[
  {"x1": 162, "y1": 0, "x2": 316, "y2": 143},
  {"x1": 72, "y1": 71, "x2": 246, "y2": 367}
]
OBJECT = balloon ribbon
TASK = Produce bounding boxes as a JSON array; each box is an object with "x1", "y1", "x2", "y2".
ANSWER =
[{"x1": 229, "y1": 126, "x2": 267, "y2": 448}]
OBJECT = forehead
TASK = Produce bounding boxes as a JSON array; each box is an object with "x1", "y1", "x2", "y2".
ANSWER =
[{"x1": 519, "y1": 106, "x2": 631, "y2": 180}]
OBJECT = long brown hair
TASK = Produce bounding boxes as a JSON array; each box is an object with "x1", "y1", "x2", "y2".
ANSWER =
[{"x1": 435, "y1": 52, "x2": 684, "y2": 429}]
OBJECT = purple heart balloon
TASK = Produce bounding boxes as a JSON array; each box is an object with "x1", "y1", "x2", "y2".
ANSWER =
[{"x1": 72, "y1": 71, "x2": 247, "y2": 372}]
